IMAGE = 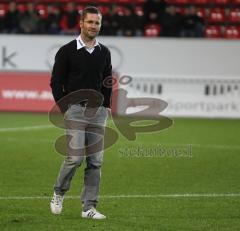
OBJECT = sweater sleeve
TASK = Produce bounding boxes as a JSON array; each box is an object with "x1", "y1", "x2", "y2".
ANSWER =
[
  {"x1": 101, "y1": 49, "x2": 112, "y2": 108},
  {"x1": 50, "y1": 46, "x2": 68, "y2": 103}
]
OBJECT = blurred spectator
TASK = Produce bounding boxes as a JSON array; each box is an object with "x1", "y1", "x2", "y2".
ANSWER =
[
  {"x1": 0, "y1": 1, "x2": 209, "y2": 38},
  {"x1": 0, "y1": 17, "x2": 4, "y2": 33},
  {"x1": 135, "y1": 13, "x2": 144, "y2": 36},
  {"x1": 60, "y1": 2, "x2": 79, "y2": 35},
  {"x1": 143, "y1": 0, "x2": 166, "y2": 25},
  {"x1": 0, "y1": 6, "x2": 5, "y2": 33},
  {"x1": 19, "y1": 2, "x2": 40, "y2": 34},
  {"x1": 101, "y1": 6, "x2": 117, "y2": 36},
  {"x1": 116, "y1": 6, "x2": 142, "y2": 36},
  {"x1": 45, "y1": 5, "x2": 62, "y2": 34},
  {"x1": 4, "y1": 1, "x2": 20, "y2": 33},
  {"x1": 180, "y1": 6, "x2": 204, "y2": 38},
  {"x1": 161, "y1": 6, "x2": 182, "y2": 37}
]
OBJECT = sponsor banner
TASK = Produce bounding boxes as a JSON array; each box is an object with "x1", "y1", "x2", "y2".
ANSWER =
[
  {"x1": 117, "y1": 75, "x2": 240, "y2": 118},
  {"x1": 164, "y1": 97, "x2": 240, "y2": 118},
  {"x1": 0, "y1": 35, "x2": 239, "y2": 78},
  {"x1": 0, "y1": 35, "x2": 239, "y2": 117},
  {"x1": 0, "y1": 72, "x2": 119, "y2": 114},
  {"x1": 0, "y1": 72, "x2": 54, "y2": 112}
]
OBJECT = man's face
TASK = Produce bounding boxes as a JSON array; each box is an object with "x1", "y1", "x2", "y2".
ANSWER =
[{"x1": 80, "y1": 13, "x2": 102, "y2": 39}]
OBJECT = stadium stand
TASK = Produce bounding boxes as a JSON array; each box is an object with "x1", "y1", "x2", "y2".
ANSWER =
[{"x1": 0, "y1": 0, "x2": 239, "y2": 38}]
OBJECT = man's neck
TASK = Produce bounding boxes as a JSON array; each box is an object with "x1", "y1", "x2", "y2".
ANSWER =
[{"x1": 80, "y1": 34, "x2": 96, "y2": 48}]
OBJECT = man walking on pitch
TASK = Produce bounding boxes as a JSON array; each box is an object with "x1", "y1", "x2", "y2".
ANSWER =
[{"x1": 50, "y1": 6, "x2": 112, "y2": 219}]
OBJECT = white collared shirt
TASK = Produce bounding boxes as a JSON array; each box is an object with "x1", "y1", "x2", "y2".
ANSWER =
[{"x1": 76, "y1": 35, "x2": 100, "y2": 54}]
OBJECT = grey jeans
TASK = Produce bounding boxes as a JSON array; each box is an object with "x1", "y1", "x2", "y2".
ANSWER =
[{"x1": 54, "y1": 105, "x2": 108, "y2": 211}]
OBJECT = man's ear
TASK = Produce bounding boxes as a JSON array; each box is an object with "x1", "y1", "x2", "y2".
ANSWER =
[{"x1": 79, "y1": 20, "x2": 83, "y2": 29}]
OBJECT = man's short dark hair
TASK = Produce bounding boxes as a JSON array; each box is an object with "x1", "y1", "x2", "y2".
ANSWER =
[{"x1": 81, "y1": 6, "x2": 102, "y2": 20}]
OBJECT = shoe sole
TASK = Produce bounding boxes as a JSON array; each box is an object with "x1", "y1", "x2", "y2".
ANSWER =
[
  {"x1": 81, "y1": 214, "x2": 106, "y2": 219},
  {"x1": 50, "y1": 203, "x2": 62, "y2": 215},
  {"x1": 82, "y1": 216, "x2": 106, "y2": 219}
]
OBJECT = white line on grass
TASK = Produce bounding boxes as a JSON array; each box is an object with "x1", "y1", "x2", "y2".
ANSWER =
[
  {"x1": 0, "y1": 134, "x2": 240, "y2": 151},
  {"x1": 142, "y1": 142, "x2": 240, "y2": 150},
  {"x1": 184, "y1": 143, "x2": 240, "y2": 150},
  {"x1": 1, "y1": 125, "x2": 240, "y2": 150},
  {"x1": 0, "y1": 125, "x2": 54, "y2": 132},
  {"x1": 190, "y1": 143, "x2": 240, "y2": 150},
  {"x1": 0, "y1": 193, "x2": 240, "y2": 200},
  {"x1": 1, "y1": 138, "x2": 240, "y2": 150},
  {"x1": 180, "y1": 143, "x2": 240, "y2": 150}
]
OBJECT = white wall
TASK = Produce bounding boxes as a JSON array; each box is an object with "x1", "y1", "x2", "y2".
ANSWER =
[
  {"x1": 0, "y1": 35, "x2": 239, "y2": 77},
  {"x1": 0, "y1": 35, "x2": 239, "y2": 117}
]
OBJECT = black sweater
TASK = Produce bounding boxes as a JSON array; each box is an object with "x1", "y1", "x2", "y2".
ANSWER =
[{"x1": 50, "y1": 39, "x2": 112, "y2": 109}]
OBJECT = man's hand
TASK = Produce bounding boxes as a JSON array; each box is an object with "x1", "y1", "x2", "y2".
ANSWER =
[{"x1": 107, "y1": 108, "x2": 111, "y2": 116}]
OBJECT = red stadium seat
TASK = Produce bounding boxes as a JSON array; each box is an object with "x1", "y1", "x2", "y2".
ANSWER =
[
  {"x1": 177, "y1": 6, "x2": 185, "y2": 15},
  {"x1": 223, "y1": 26, "x2": 240, "y2": 39},
  {"x1": 135, "y1": 0, "x2": 146, "y2": 4},
  {"x1": 96, "y1": 0, "x2": 113, "y2": 3},
  {"x1": 76, "y1": 5, "x2": 84, "y2": 14},
  {"x1": 196, "y1": 7, "x2": 207, "y2": 19},
  {"x1": 229, "y1": 9, "x2": 240, "y2": 23},
  {"x1": 98, "y1": 5, "x2": 109, "y2": 15},
  {"x1": 76, "y1": 0, "x2": 92, "y2": 3},
  {"x1": 114, "y1": 6, "x2": 127, "y2": 16},
  {"x1": 116, "y1": 0, "x2": 132, "y2": 4},
  {"x1": 208, "y1": 8, "x2": 225, "y2": 23},
  {"x1": 17, "y1": 4, "x2": 27, "y2": 13},
  {"x1": 173, "y1": 0, "x2": 191, "y2": 4},
  {"x1": 212, "y1": 0, "x2": 230, "y2": 5},
  {"x1": 36, "y1": 4, "x2": 48, "y2": 19},
  {"x1": 231, "y1": 0, "x2": 240, "y2": 4},
  {"x1": 193, "y1": 0, "x2": 211, "y2": 4},
  {"x1": 0, "y1": 4, "x2": 7, "y2": 18},
  {"x1": 205, "y1": 25, "x2": 221, "y2": 38},
  {"x1": 144, "y1": 24, "x2": 161, "y2": 37},
  {"x1": 135, "y1": 5, "x2": 144, "y2": 16}
]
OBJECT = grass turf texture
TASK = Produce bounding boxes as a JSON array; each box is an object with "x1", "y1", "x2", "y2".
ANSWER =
[{"x1": 0, "y1": 112, "x2": 240, "y2": 231}]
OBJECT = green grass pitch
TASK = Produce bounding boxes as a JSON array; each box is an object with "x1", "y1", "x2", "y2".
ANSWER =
[{"x1": 0, "y1": 112, "x2": 240, "y2": 231}]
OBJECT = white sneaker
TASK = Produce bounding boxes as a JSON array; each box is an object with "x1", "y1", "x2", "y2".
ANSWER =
[
  {"x1": 50, "y1": 193, "x2": 64, "y2": 214},
  {"x1": 82, "y1": 207, "x2": 106, "y2": 219}
]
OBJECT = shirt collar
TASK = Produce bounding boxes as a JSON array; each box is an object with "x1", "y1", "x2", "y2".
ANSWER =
[{"x1": 76, "y1": 35, "x2": 100, "y2": 50}]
